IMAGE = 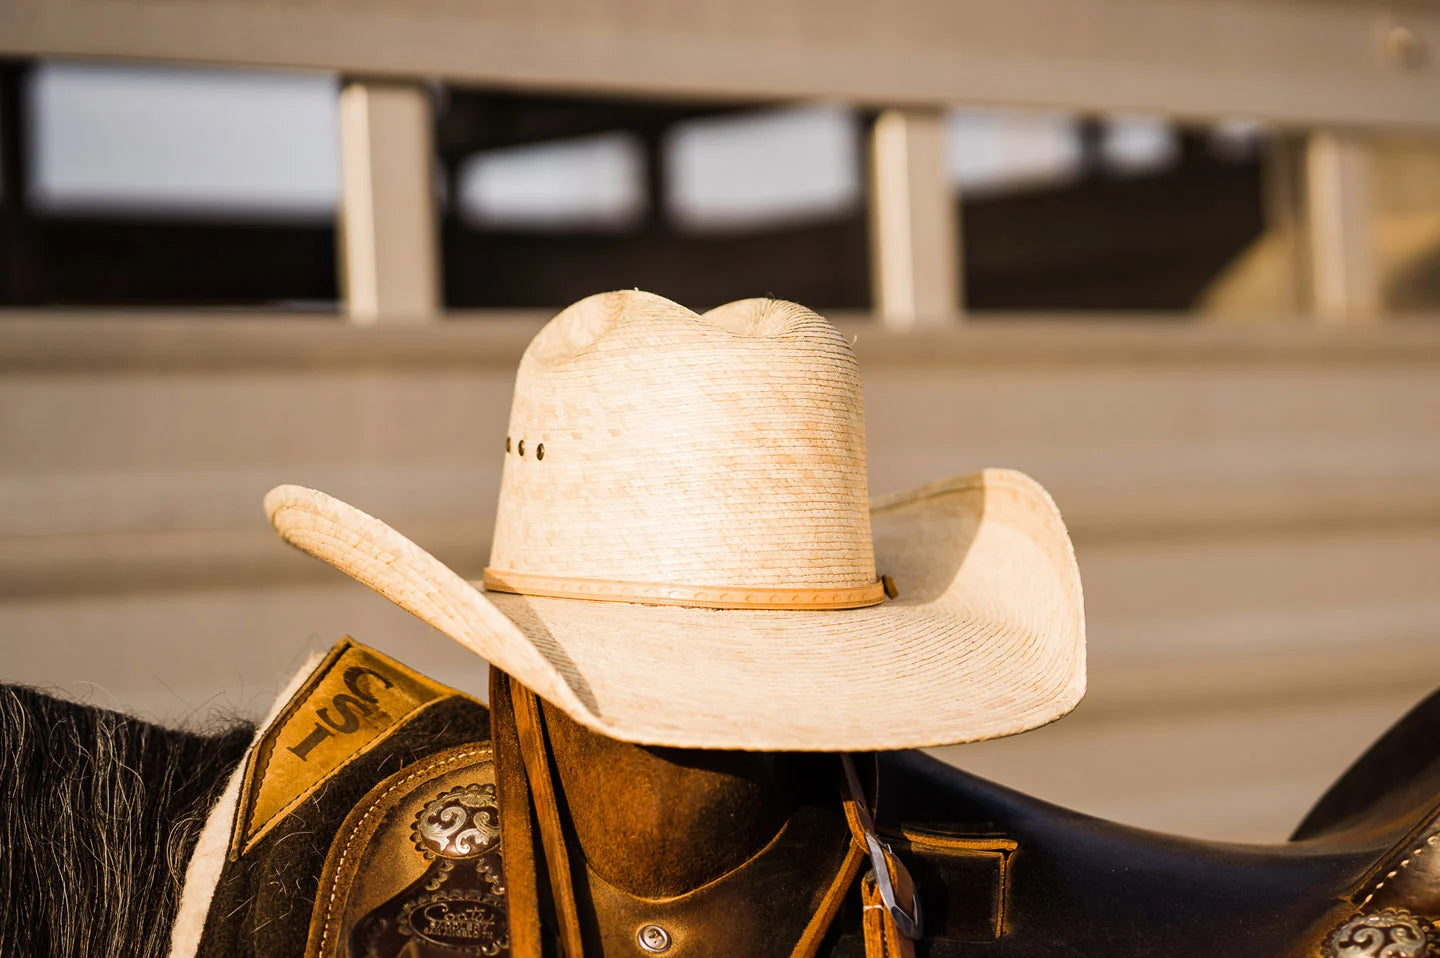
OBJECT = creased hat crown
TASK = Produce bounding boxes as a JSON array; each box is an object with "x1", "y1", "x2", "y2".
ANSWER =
[{"x1": 487, "y1": 291, "x2": 876, "y2": 598}]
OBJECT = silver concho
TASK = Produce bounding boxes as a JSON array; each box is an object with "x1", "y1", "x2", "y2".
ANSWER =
[
  {"x1": 1325, "y1": 908, "x2": 1437, "y2": 958},
  {"x1": 412, "y1": 783, "x2": 501, "y2": 859}
]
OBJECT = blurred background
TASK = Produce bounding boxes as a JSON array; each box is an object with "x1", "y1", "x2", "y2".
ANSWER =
[{"x1": 2, "y1": 0, "x2": 1439, "y2": 844}]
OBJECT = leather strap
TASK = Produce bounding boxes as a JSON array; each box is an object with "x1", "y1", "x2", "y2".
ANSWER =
[
  {"x1": 842, "y1": 754, "x2": 923, "y2": 958},
  {"x1": 791, "y1": 832, "x2": 867, "y2": 958},
  {"x1": 482, "y1": 567, "x2": 888, "y2": 610},
  {"x1": 861, "y1": 874, "x2": 917, "y2": 958},
  {"x1": 508, "y1": 675, "x2": 587, "y2": 958},
  {"x1": 489, "y1": 668, "x2": 546, "y2": 958}
]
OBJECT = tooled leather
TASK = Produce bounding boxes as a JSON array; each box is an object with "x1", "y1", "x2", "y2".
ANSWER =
[
  {"x1": 1285, "y1": 689, "x2": 1440, "y2": 956},
  {"x1": 196, "y1": 639, "x2": 492, "y2": 958},
  {"x1": 481, "y1": 567, "x2": 888, "y2": 610},
  {"x1": 305, "y1": 744, "x2": 509, "y2": 957},
  {"x1": 1356, "y1": 804, "x2": 1440, "y2": 916},
  {"x1": 1292, "y1": 807, "x2": 1440, "y2": 958}
]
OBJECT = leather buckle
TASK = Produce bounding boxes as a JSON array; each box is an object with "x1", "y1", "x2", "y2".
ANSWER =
[{"x1": 842, "y1": 754, "x2": 924, "y2": 940}]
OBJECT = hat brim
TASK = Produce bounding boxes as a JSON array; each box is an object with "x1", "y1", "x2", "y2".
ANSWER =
[{"x1": 263, "y1": 468, "x2": 1084, "y2": 751}]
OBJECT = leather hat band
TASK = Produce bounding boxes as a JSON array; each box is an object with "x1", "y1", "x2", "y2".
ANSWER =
[{"x1": 481, "y1": 568, "x2": 888, "y2": 610}]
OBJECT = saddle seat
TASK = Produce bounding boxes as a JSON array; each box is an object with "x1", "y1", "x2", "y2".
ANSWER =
[{"x1": 866, "y1": 687, "x2": 1440, "y2": 957}]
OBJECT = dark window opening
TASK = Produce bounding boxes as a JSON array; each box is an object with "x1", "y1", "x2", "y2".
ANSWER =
[{"x1": 0, "y1": 58, "x2": 1264, "y2": 314}]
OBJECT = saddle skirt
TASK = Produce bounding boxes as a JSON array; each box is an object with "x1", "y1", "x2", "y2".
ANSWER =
[{"x1": 170, "y1": 638, "x2": 1440, "y2": 958}]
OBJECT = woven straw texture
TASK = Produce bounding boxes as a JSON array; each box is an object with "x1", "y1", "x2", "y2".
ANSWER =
[
  {"x1": 264, "y1": 292, "x2": 1086, "y2": 750},
  {"x1": 491, "y1": 293, "x2": 873, "y2": 591}
]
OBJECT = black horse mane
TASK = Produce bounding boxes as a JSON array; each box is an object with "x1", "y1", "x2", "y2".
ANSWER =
[{"x1": 0, "y1": 685, "x2": 253, "y2": 958}]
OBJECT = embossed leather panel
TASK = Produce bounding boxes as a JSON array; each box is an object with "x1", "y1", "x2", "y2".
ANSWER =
[
  {"x1": 1298, "y1": 808, "x2": 1440, "y2": 957},
  {"x1": 307, "y1": 744, "x2": 509, "y2": 957},
  {"x1": 1356, "y1": 810, "x2": 1440, "y2": 918}
]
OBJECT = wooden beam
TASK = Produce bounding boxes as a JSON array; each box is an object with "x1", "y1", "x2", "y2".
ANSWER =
[
  {"x1": 436, "y1": 92, "x2": 748, "y2": 159},
  {"x1": 868, "y1": 108, "x2": 960, "y2": 328},
  {"x1": 1304, "y1": 131, "x2": 1380, "y2": 324},
  {"x1": 4, "y1": 0, "x2": 1440, "y2": 130},
  {"x1": 338, "y1": 80, "x2": 440, "y2": 324}
]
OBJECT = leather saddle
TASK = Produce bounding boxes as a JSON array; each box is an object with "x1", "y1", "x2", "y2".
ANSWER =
[
  {"x1": 189, "y1": 639, "x2": 1440, "y2": 958},
  {"x1": 859, "y1": 691, "x2": 1440, "y2": 958}
]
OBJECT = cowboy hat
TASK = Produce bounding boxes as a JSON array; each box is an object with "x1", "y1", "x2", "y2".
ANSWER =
[{"x1": 264, "y1": 291, "x2": 1084, "y2": 750}]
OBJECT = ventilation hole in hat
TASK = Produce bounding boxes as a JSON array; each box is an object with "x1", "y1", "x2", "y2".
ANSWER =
[
  {"x1": 505, "y1": 436, "x2": 511, "y2": 453},
  {"x1": 536, "y1": 443, "x2": 545, "y2": 461},
  {"x1": 517, "y1": 440, "x2": 525, "y2": 457}
]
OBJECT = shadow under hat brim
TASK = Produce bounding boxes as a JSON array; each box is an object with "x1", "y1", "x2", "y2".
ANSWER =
[{"x1": 263, "y1": 468, "x2": 1085, "y2": 751}]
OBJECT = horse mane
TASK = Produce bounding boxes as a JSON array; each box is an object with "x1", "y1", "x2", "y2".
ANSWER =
[{"x1": 0, "y1": 685, "x2": 252, "y2": 958}]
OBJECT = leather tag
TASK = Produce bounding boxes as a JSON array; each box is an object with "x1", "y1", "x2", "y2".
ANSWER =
[{"x1": 230, "y1": 638, "x2": 461, "y2": 857}]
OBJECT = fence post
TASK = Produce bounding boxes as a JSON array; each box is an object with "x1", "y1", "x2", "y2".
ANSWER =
[
  {"x1": 1304, "y1": 131, "x2": 1379, "y2": 324},
  {"x1": 868, "y1": 108, "x2": 961, "y2": 328},
  {"x1": 338, "y1": 79, "x2": 441, "y2": 324}
]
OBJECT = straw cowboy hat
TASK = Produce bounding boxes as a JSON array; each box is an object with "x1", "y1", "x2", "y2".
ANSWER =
[{"x1": 264, "y1": 291, "x2": 1085, "y2": 751}]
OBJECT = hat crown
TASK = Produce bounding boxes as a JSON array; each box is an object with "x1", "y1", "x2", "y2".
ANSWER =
[{"x1": 488, "y1": 291, "x2": 876, "y2": 592}]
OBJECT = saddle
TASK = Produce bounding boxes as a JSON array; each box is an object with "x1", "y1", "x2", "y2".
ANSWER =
[{"x1": 176, "y1": 638, "x2": 1440, "y2": 958}]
